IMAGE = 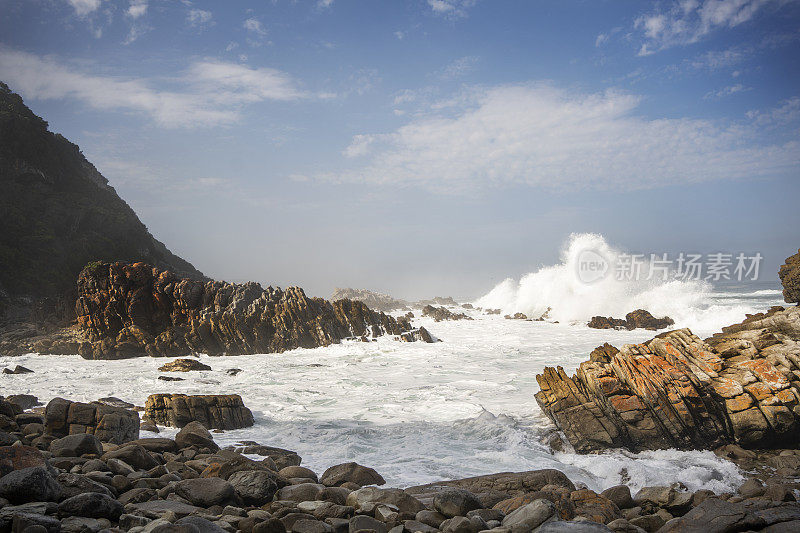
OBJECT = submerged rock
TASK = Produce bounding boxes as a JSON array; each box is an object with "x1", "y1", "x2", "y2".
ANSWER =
[
  {"x1": 536, "y1": 305, "x2": 800, "y2": 453},
  {"x1": 158, "y1": 358, "x2": 212, "y2": 372}
]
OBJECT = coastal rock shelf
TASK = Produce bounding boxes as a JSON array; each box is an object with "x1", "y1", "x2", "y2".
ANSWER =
[
  {"x1": 535, "y1": 305, "x2": 800, "y2": 453},
  {"x1": 5, "y1": 261, "x2": 413, "y2": 359},
  {"x1": 143, "y1": 394, "x2": 255, "y2": 430}
]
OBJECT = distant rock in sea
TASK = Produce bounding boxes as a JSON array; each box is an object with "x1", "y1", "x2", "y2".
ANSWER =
[
  {"x1": 331, "y1": 288, "x2": 410, "y2": 312},
  {"x1": 421, "y1": 305, "x2": 472, "y2": 322},
  {"x1": 588, "y1": 309, "x2": 675, "y2": 330}
]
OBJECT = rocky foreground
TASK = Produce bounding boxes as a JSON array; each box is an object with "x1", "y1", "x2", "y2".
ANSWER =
[
  {"x1": 0, "y1": 262, "x2": 429, "y2": 359},
  {"x1": 2, "y1": 395, "x2": 800, "y2": 533}
]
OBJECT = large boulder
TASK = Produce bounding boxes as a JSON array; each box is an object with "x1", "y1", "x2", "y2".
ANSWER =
[
  {"x1": 158, "y1": 359, "x2": 212, "y2": 372},
  {"x1": 535, "y1": 306, "x2": 800, "y2": 453},
  {"x1": 433, "y1": 488, "x2": 483, "y2": 518},
  {"x1": 144, "y1": 394, "x2": 254, "y2": 430},
  {"x1": 0, "y1": 466, "x2": 63, "y2": 503},
  {"x1": 44, "y1": 398, "x2": 139, "y2": 444},
  {"x1": 175, "y1": 421, "x2": 219, "y2": 450},
  {"x1": 101, "y1": 443, "x2": 159, "y2": 470},
  {"x1": 320, "y1": 462, "x2": 385, "y2": 487},
  {"x1": 228, "y1": 470, "x2": 279, "y2": 505},
  {"x1": 174, "y1": 477, "x2": 235, "y2": 507},
  {"x1": 49, "y1": 434, "x2": 103, "y2": 457},
  {"x1": 0, "y1": 445, "x2": 47, "y2": 476},
  {"x1": 58, "y1": 492, "x2": 123, "y2": 519}
]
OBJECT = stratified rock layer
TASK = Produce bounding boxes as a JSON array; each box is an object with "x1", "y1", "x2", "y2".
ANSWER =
[
  {"x1": 143, "y1": 394, "x2": 254, "y2": 430},
  {"x1": 535, "y1": 305, "x2": 800, "y2": 453},
  {"x1": 44, "y1": 398, "x2": 139, "y2": 444},
  {"x1": 780, "y1": 248, "x2": 800, "y2": 305},
  {"x1": 39, "y1": 261, "x2": 412, "y2": 359}
]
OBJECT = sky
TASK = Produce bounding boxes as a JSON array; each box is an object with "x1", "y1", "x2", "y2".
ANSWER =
[{"x1": 0, "y1": 0, "x2": 798, "y2": 299}]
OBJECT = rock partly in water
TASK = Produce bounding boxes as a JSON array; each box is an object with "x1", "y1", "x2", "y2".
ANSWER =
[
  {"x1": 421, "y1": 306, "x2": 472, "y2": 322},
  {"x1": 587, "y1": 310, "x2": 674, "y2": 331},
  {"x1": 536, "y1": 305, "x2": 800, "y2": 453},
  {"x1": 330, "y1": 288, "x2": 410, "y2": 312},
  {"x1": 158, "y1": 359, "x2": 212, "y2": 372},
  {"x1": 143, "y1": 394, "x2": 254, "y2": 430}
]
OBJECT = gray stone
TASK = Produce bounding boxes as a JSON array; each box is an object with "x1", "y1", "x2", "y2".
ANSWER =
[
  {"x1": 0, "y1": 466, "x2": 62, "y2": 503},
  {"x1": 600, "y1": 486, "x2": 633, "y2": 510},
  {"x1": 174, "y1": 477, "x2": 235, "y2": 507},
  {"x1": 321, "y1": 463, "x2": 385, "y2": 488},
  {"x1": 58, "y1": 492, "x2": 123, "y2": 519},
  {"x1": 401, "y1": 520, "x2": 437, "y2": 533},
  {"x1": 349, "y1": 515, "x2": 388, "y2": 533},
  {"x1": 440, "y1": 516, "x2": 477, "y2": 533},
  {"x1": 433, "y1": 489, "x2": 483, "y2": 518},
  {"x1": 55, "y1": 472, "x2": 114, "y2": 499},
  {"x1": 60, "y1": 516, "x2": 107, "y2": 533},
  {"x1": 277, "y1": 483, "x2": 325, "y2": 503},
  {"x1": 292, "y1": 519, "x2": 329, "y2": 533},
  {"x1": 535, "y1": 522, "x2": 613, "y2": 532},
  {"x1": 415, "y1": 510, "x2": 446, "y2": 528},
  {"x1": 228, "y1": 470, "x2": 279, "y2": 506},
  {"x1": 101, "y1": 444, "x2": 159, "y2": 470},
  {"x1": 174, "y1": 422, "x2": 218, "y2": 451},
  {"x1": 49, "y1": 434, "x2": 103, "y2": 458},
  {"x1": 176, "y1": 516, "x2": 229, "y2": 533},
  {"x1": 501, "y1": 499, "x2": 557, "y2": 532},
  {"x1": 10, "y1": 512, "x2": 61, "y2": 533}
]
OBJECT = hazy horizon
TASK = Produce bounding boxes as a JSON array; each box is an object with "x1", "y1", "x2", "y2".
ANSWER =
[{"x1": 1, "y1": 0, "x2": 798, "y2": 300}]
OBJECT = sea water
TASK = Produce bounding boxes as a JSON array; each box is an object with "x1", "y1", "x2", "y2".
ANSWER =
[{"x1": 0, "y1": 235, "x2": 786, "y2": 494}]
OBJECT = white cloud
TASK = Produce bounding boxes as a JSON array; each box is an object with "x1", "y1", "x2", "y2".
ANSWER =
[
  {"x1": 427, "y1": 0, "x2": 477, "y2": 18},
  {"x1": 243, "y1": 18, "x2": 266, "y2": 36},
  {"x1": 187, "y1": 9, "x2": 213, "y2": 28},
  {"x1": 747, "y1": 97, "x2": 800, "y2": 126},
  {"x1": 635, "y1": 0, "x2": 784, "y2": 55},
  {"x1": 317, "y1": 0, "x2": 334, "y2": 8},
  {"x1": 691, "y1": 47, "x2": 748, "y2": 69},
  {"x1": 66, "y1": 0, "x2": 101, "y2": 17},
  {"x1": 394, "y1": 31, "x2": 406, "y2": 40},
  {"x1": 440, "y1": 56, "x2": 478, "y2": 79},
  {"x1": 321, "y1": 84, "x2": 800, "y2": 192},
  {"x1": 703, "y1": 83, "x2": 751, "y2": 98},
  {"x1": 0, "y1": 48, "x2": 307, "y2": 128},
  {"x1": 126, "y1": 0, "x2": 147, "y2": 19}
]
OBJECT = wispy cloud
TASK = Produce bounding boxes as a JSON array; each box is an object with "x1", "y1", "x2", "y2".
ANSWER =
[
  {"x1": 704, "y1": 83, "x2": 751, "y2": 99},
  {"x1": 323, "y1": 83, "x2": 800, "y2": 193},
  {"x1": 243, "y1": 17, "x2": 266, "y2": 36},
  {"x1": 747, "y1": 97, "x2": 800, "y2": 126},
  {"x1": 66, "y1": 0, "x2": 102, "y2": 17},
  {"x1": 440, "y1": 56, "x2": 478, "y2": 79},
  {"x1": 635, "y1": 0, "x2": 784, "y2": 55},
  {"x1": 427, "y1": 0, "x2": 477, "y2": 18},
  {"x1": 126, "y1": 0, "x2": 147, "y2": 19},
  {"x1": 0, "y1": 47, "x2": 307, "y2": 128},
  {"x1": 187, "y1": 9, "x2": 214, "y2": 30}
]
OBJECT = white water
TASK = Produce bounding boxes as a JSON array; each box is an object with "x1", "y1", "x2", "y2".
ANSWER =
[
  {"x1": 1, "y1": 233, "x2": 785, "y2": 496},
  {"x1": 476, "y1": 233, "x2": 769, "y2": 335}
]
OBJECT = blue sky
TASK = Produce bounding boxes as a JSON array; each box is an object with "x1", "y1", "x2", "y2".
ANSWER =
[{"x1": 0, "y1": 0, "x2": 798, "y2": 298}]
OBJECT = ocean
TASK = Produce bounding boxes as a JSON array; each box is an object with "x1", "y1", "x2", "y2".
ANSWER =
[{"x1": 0, "y1": 234, "x2": 786, "y2": 495}]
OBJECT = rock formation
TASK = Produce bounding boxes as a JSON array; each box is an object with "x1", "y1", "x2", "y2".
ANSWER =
[
  {"x1": 3, "y1": 261, "x2": 413, "y2": 358},
  {"x1": 0, "y1": 82, "x2": 204, "y2": 328},
  {"x1": 330, "y1": 288, "x2": 410, "y2": 312},
  {"x1": 780, "y1": 248, "x2": 800, "y2": 305},
  {"x1": 43, "y1": 398, "x2": 140, "y2": 445},
  {"x1": 536, "y1": 304, "x2": 800, "y2": 453},
  {"x1": 421, "y1": 305, "x2": 472, "y2": 322},
  {"x1": 158, "y1": 359, "x2": 212, "y2": 372},
  {"x1": 143, "y1": 394, "x2": 255, "y2": 430},
  {"x1": 588, "y1": 309, "x2": 675, "y2": 331}
]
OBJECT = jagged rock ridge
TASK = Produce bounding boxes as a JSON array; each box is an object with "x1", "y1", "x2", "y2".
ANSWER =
[
  {"x1": 535, "y1": 305, "x2": 800, "y2": 453},
  {"x1": 6, "y1": 261, "x2": 412, "y2": 359},
  {"x1": 0, "y1": 82, "x2": 204, "y2": 324},
  {"x1": 330, "y1": 288, "x2": 410, "y2": 312}
]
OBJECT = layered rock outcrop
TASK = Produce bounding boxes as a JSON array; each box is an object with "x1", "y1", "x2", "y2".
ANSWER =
[
  {"x1": 330, "y1": 288, "x2": 410, "y2": 312},
  {"x1": 780, "y1": 248, "x2": 800, "y2": 305},
  {"x1": 143, "y1": 394, "x2": 254, "y2": 430},
  {"x1": 535, "y1": 305, "x2": 800, "y2": 453},
  {"x1": 7, "y1": 261, "x2": 413, "y2": 358}
]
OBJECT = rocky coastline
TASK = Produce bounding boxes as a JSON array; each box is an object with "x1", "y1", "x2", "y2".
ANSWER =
[
  {"x1": 2, "y1": 392, "x2": 800, "y2": 533},
  {"x1": 0, "y1": 262, "x2": 426, "y2": 359}
]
